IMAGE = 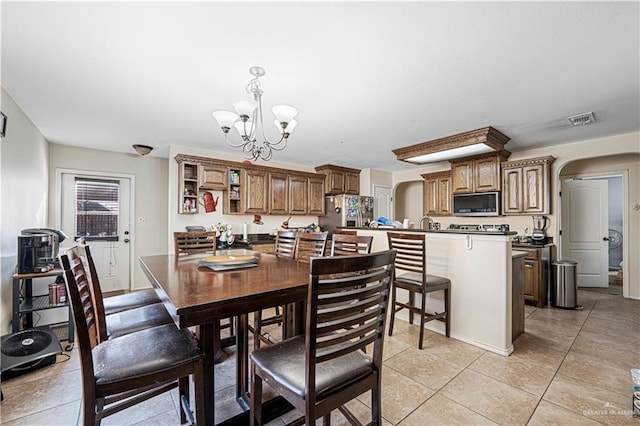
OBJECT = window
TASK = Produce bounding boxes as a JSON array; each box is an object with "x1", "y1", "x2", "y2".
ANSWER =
[{"x1": 74, "y1": 177, "x2": 120, "y2": 241}]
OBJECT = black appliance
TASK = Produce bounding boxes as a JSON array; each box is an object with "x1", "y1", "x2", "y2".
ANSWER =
[
  {"x1": 18, "y1": 228, "x2": 68, "y2": 273},
  {"x1": 452, "y1": 192, "x2": 501, "y2": 216},
  {"x1": 1, "y1": 326, "x2": 63, "y2": 380}
]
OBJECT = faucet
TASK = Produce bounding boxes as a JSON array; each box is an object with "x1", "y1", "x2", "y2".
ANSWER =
[{"x1": 419, "y1": 215, "x2": 434, "y2": 230}]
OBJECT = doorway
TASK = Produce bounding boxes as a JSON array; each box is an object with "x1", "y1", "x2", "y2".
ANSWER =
[
  {"x1": 57, "y1": 170, "x2": 134, "y2": 294},
  {"x1": 560, "y1": 171, "x2": 626, "y2": 296}
]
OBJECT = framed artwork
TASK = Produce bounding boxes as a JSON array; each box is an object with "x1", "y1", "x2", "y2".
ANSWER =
[{"x1": 0, "y1": 112, "x2": 6, "y2": 138}]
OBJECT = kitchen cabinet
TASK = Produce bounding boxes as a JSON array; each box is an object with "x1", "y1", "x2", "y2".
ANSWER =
[
  {"x1": 178, "y1": 161, "x2": 199, "y2": 214},
  {"x1": 268, "y1": 173, "x2": 289, "y2": 215},
  {"x1": 450, "y1": 153, "x2": 507, "y2": 194},
  {"x1": 502, "y1": 156, "x2": 555, "y2": 215},
  {"x1": 421, "y1": 171, "x2": 452, "y2": 216},
  {"x1": 288, "y1": 175, "x2": 308, "y2": 215},
  {"x1": 512, "y1": 251, "x2": 526, "y2": 341},
  {"x1": 308, "y1": 176, "x2": 326, "y2": 216},
  {"x1": 244, "y1": 170, "x2": 268, "y2": 213},
  {"x1": 518, "y1": 247, "x2": 546, "y2": 308},
  {"x1": 199, "y1": 164, "x2": 227, "y2": 190},
  {"x1": 314, "y1": 164, "x2": 361, "y2": 195},
  {"x1": 224, "y1": 168, "x2": 243, "y2": 214}
]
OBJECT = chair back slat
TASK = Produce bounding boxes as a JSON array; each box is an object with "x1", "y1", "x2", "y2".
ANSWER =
[
  {"x1": 306, "y1": 250, "x2": 395, "y2": 369},
  {"x1": 387, "y1": 232, "x2": 426, "y2": 275},
  {"x1": 274, "y1": 230, "x2": 298, "y2": 259},
  {"x1": 174, "y1": 231, "x2": 216, "y2": 255},
  {"x1": 295, "y1": 232, "x2": 328, "y2": 264},
  {"x1": 330, "y1": 234, "x2": 373, "y2": 256}
]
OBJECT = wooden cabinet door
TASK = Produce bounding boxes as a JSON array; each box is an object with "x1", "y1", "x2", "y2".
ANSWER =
[
  {"x1": 344, "y1": 171, "x2": 360, "y2": 194},
  {"x1": 268, "y1": 173, "x2": 289, "y2": 215},
  {"x1": 451, "y1": 161, "x2": 474, "y2": 194},
  {"x1": 502, "y1": 167, "x2": 522, "y2": 214},
  {"x1": 437, "y1": 175, "x2": 452, "y2": 215},
  {"x1": 308, "y1": 177, "x2": 326, "y2": 215},
  {"x1": 524, "y1": 260, "x2": 537, "y2": 300},
  {"x1": 244, "y1": 170, "x2": 268, "y2": 213},
  {"x1": 423, "y1": 178, "x2": 438, "y2": 215},
  {"x1": 199, "y1": 164, "x2": 227, "y2": 190},
  {"x1": 288, "y1": 175, "x2": 308, "y2": 215},
  {"x1": 522, "y1": 164, "x2": 545, "y2": 213},
  {"x1": 327, "y1": 171, "x2": 345, "y2": 194},
  {"x1": 474, "y1": 156, "x2": 500, "y2": 192}
]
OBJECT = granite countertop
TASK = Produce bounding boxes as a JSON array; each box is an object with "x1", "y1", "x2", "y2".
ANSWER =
[{"x1": 337, "y1": 226, "x2": 517, "y2": 236}]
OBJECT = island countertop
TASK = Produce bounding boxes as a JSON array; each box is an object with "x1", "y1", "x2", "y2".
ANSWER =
[{"x1": 337, "y1": 226, "x2": 518, "y2": 236}]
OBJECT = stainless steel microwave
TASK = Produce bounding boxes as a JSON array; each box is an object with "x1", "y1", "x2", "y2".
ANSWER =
[{"x1": 452, "y1": 192, "x2": 501, "y2": 216}]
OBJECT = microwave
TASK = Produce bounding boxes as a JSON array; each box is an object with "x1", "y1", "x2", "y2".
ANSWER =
[{"x1": 452, "y1": 192, "x2": 501, "y2": 216}]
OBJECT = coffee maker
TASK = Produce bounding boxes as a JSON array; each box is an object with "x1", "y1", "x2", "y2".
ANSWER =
[
  {"x1": 18, "y1": 228, "x2": 69, "y2": 273},
  {"x1": 531, "y1": 215, "x2": 548, "y2": 242}
]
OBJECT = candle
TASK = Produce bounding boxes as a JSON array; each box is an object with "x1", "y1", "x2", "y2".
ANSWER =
[{"x1": 243, "y1": 222, "x2": 248, "y2": 241}]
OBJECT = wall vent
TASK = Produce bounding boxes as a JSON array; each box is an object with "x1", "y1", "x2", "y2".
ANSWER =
[{"x1": 567, "y1": 112, "x2": 596, "y2": 126}]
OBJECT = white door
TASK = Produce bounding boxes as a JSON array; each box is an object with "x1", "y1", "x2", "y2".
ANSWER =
[
  {"x1": 373, "y1": 185, "x2": 391, "y2": 222},
  {"x1": 60, "y1": 173, "x2": 131, "y2": 293},
  {"x1": 561, "y1": 179, "x2": 608, "y2": 287}
]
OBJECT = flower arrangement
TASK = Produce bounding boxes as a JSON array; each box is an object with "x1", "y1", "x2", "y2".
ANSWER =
[{"x1": 213, "y1": 223, "x2": 234, "y2": 243}]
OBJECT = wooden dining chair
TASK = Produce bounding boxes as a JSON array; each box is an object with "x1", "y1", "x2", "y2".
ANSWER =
[
  {"x1": 77, "y1": 243, "x2": 172, "y2": 342},
  {"x1": 386, "y1": 232, "x2": 451, "y2": 349},
  {"x1": 294, "y1": 231, "x2": 329, "y2": 264},
  {"x1": 59, "y1": 245, "x2": 205, "y2": 426},
  {"x1": 174, "y1": 231, "x2": 217, "y2": 256},
  {"x1": 330, "y1": 233, "x2": 373, "y2": 256},
  {"x1": 251, "y1": 230, "x2": 298, "y2": 349},
  {"x1": 250, "y1": 250, "x2": 396, "y2": 426}
]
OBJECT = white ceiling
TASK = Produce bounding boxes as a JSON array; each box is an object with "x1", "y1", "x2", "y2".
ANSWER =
[{"x1": 2, "y1": 1, "x2": 639, "y2": 171}]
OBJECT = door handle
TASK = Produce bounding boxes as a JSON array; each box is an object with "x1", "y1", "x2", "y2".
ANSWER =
[
  {"x1": 123, "y1": 238, "x2": 130, "y2": 243},
  {"x1": 603, "y1": 237, "x2": 610, "y2": 241}
]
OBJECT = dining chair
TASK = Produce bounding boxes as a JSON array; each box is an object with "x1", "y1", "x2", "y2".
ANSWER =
[
  {"x1": 294, "y1": 231, "x2": 329, "y2": 264},
  {"x1": 59, "y1": 245, "x2": 205, "y2": 426},
  {"x1": 330, "y1": 233, "x2": 373, "y2": 256},
  {"x1": 386, "y1": 232, "x2": 451, "y2": 349},
  {"x1": 251, "y1": 230, "x2": 298, "y2": 349},
  {"x1": 77, "y1": 243, "x2": 172, "y2": 343},
  {"x1": 250, "y1": 250, "x2": 396, "y2": 426},
  {"x1": 174, "y1": 231, "x2": 217, "y2": 256}
]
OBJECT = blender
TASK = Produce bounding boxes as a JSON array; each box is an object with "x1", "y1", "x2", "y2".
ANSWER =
[{"x1": 531, "y1": 215, "x2": 548, "y2": 242}]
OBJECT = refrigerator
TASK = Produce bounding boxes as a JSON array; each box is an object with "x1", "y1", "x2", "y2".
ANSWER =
[{"x1": 319, "y1": 194, "x2": 374, "y2": 234}]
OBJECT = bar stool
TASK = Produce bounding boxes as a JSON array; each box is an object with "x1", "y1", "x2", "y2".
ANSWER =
[{"x1": 386, "y1": 232, "x2": 451, "y2": 349}]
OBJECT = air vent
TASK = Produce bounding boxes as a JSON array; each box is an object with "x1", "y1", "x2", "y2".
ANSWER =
[{"x1": 567, "y1": 112, "x2": 596, "y2": 126}]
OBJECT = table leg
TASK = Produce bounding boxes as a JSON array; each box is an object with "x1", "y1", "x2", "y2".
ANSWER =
[
  {"x1": 199, "y1": 322, "x2": 216, "y2": 425},
  {"x1": 213, "y1": 320, "x2": 223, "y2": 364},
  {"x1": 236, "y1": 313, "x2": 249, "y2": 410}
]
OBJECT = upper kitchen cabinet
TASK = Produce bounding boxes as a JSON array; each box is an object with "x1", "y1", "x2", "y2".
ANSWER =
[
  {"x1": 501, "y1": 156, "x2": 555, "y2": 215},
  {"x1": 199, "y1": 163, "x2": 227, "y2": 190},
  {"x1": 244, "y1": 169, "x2": 268, "y2": 214},
  {"x1": 268, "y1": 172, "x2": 289, "y2": 215},
  {"x1": 288, "y1": 174, "x2": 308, "y2": 215},
  {"x1": 422, "y1": 171, "x2": 452, "y2": 216},
  {"x1": 450, "y1": 152, "x2": 510, "y2": 194},
  {"x1": 314, "y1": 164, "x2": 361, "y2": 195},
  {"x1": 178, "y1": 160, "x2": 199, "y2": 214},
  {"x1": 308, "y1": 176, "x2": 326, "y2": 215}
]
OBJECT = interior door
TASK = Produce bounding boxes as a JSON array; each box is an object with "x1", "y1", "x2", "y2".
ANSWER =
[
  {"x1": 60, "y1": 172, "x2": 131, "y2": 293},
  {"x1": 373, "y1": 185, "x2": 391, "y2": 221},
  {"x1": 561, "y1": 179, "x2": 608, "y2": 287}
]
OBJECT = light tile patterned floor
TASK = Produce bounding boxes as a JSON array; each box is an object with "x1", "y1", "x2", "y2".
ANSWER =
[{"x1": 1, "y1": 289, "x2": 638, "y2": 425}]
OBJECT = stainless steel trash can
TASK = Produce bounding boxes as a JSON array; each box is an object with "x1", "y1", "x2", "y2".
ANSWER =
[{"x1": 552, "y1": 260, "x2": 579, "y2": 309}]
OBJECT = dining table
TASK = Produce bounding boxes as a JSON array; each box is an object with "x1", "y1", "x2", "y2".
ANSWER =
[{"x1": 139, "y1": 250, "x2": 310, "y2": 425}]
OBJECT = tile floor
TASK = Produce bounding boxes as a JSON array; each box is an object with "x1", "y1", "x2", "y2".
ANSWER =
[{"x1": 1, "y1": 289, "x2": 639, "y2": 425}]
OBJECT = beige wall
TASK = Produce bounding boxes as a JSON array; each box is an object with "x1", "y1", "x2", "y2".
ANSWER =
[
  {"x1": 48, "y1": 144, "x2": 169, "y2": 292},
  {"x1": 0, "y1": 87, "x2": 50, "y2": 335}
]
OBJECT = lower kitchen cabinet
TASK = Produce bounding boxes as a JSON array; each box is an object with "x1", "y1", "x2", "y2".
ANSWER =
[{"x1": 517, "y1": 245, "x2": 552, "y2": 308}]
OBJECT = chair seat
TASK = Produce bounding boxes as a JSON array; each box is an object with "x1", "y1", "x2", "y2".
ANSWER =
[
  {"x1": 250, "y1": 335, "x2": 373, "y2": 399},
  {"x1": 103, "y1": 289, "x2": 160, "y2": 315},
  {"x1": 395, "y1": 272, "x2": 451, "y2": 290},
  {"x1": 106, "y1": 303, "x2": 173, "y2": 339},
  {"x1": 93, "y1": 324, "x2": 201, "y2": 386}
]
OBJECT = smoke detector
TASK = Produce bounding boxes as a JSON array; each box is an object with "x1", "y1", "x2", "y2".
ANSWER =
[{"x1": 567, "y1": 112, "x2": 596, "y2": 126}]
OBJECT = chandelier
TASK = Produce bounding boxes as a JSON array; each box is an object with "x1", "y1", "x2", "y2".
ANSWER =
[{"x1": 212, "y1": 66, "x2": 298, "y2": 161}]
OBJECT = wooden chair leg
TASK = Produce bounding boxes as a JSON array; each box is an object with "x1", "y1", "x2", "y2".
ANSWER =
[
  {"x1": 408, "y1": 291, "x2": 415, "y2": 324},
  {"x1": 178, "y1": 376, "x2": 189, "y2": 424},
  {"x1": 445, "y1": 287, "x2": 451, "y2": 337},
  {"x1": 250, "y1": 364, "x2": 263, "y2": 426},
  {"x1": 388, "y1": 286, "x2": 396, "y2": 336},
  {"x1": 193, "y1": 361, "x2": 205, "y2": 426},
  {"x1": 323, "y1": 413, "x2": 331, "y2": 425},
  {"x1": 253, "y1": 310, "x2": 263, "y2": 350},
  {"x1": 419, "y1": 293, "x2": 426, "y2": 350},
  {"x1": 372, "y1": 383, "x2": 382, "y2": 426}
]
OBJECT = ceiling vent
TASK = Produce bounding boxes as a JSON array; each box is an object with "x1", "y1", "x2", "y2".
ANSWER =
[{"x1": 567, "y1": 112, "x2": 596, "y2": 126}]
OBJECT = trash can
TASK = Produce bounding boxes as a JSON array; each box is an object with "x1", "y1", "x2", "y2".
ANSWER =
[{"x1": 552, "y1": 260, "x2": 580, "y2": 309}]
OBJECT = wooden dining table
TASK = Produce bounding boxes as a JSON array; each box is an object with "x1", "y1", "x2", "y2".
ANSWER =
[{"x1": 139, "y1": 250, "x2": 310, "y2": 425}]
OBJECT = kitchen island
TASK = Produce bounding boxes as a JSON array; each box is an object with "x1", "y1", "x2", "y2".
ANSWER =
[{"x1": 345, "y1": 227, "x2": 519, "y2": 356}]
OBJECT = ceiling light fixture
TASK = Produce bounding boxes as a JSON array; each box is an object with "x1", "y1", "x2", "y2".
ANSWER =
[
  {"x1": 132, "y1": 144, "x2": 153, "y2": 156},
  {"x1": 392, "y1": 126, "x2": 510, "y2": 165},
  {"x1": 212, "y1": 66, "x2": 297, "y2": 162}
]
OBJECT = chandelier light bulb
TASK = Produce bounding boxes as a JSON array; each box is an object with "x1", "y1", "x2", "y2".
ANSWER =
[{"x1": 212, "y1": 111, "x2": 239, "y2": 132}]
